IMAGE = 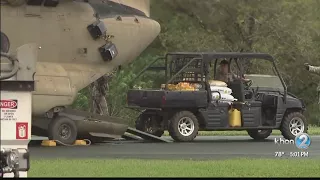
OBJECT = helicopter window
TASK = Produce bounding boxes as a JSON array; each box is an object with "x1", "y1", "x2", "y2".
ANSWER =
[
  {"x1": 44, "y1": 0, "x2": 59, "y2": 7},
  {"x1": 88, "y1": 0, "x2": 147, "y2": 18},
  {"x1": 26, "y1": 0, "x2": 44, "y2": 6},
  {"x1": 22, "y1": 0, "x2": 59, "y2": 7},
  {"x1": 0, "y1": 31, "x2": 10, "y2": 53}
]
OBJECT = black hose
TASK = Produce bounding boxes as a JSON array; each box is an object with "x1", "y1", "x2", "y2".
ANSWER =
[{"x1": 0, "y1": 52, "x2": 19, "y2": 80}]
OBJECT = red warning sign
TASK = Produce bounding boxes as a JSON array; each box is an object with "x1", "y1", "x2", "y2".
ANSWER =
[
  {"x1": 0, "y1": 100, "x2": 18, "y2": 109},
  {"x1": 16, "y1": 122, "x2": 28, "y2": 139}
]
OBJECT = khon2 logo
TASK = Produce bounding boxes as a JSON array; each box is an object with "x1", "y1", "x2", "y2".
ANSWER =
[
  {"x1": 274, "y1": 133, "x2": 311, "y2": 149},
  {"x1": 295, "y1": 133, "x2": 311, "y2": 149}
]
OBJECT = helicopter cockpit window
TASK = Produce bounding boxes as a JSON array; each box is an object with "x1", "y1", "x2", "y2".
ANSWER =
[
  {"x1": 2, "y1": 0, "x2": 25, "y2": 6},
  {"x1": 0, "y1": 31, "x2": 10, "y2": 53}
]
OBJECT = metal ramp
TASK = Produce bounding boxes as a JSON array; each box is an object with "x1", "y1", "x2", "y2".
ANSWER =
[
  {"x1": 124, "y1": 127, "x2": 172, "y2": 143},
  {"x1": 121, "y1": 133, "x2": 143, "y2": 141}
]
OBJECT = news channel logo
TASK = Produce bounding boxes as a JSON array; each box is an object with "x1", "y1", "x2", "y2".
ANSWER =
[
  {"x1": 295, "y1": 133, "x2": 311, "y2": 149},
  {"x1": 274, "y1": 133, "x2": 311, "y2": 149}
]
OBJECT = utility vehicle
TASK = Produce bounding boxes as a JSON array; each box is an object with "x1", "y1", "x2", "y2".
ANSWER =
[{"x1": 127, "y1": 52, "x2": 307, "y2": 142}]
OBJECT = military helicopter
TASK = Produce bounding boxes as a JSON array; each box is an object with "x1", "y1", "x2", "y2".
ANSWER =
[{"x1": 0, "y1": 0, "x2": 161, "y2": 145}]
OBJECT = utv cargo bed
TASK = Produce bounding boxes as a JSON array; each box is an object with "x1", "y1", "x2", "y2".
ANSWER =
[{"x1": 127, "y1": 89, "x2": 208, "y2": 109}]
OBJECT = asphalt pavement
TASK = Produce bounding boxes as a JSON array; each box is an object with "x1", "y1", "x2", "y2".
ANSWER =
[{"x1": 29, "y1": 135, "x2": 320, "y2": 160}]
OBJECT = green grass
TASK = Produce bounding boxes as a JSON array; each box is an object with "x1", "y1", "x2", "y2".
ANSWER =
[
  {"x1": 29, "y1": 158, "x2": 320, "y2": 177},
  {"x1": 163, "y1": 125, "x2": 320, "y2": 136}
]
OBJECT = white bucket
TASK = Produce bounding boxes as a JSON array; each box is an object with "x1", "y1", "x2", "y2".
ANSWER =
[{"x1": 210, "y1": 86, "x2": 232, "y2": 95}]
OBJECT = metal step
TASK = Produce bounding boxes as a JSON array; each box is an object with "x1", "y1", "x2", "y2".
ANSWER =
[{"x1": 125, "y1": 127, "x2": 172, "y2": 143}]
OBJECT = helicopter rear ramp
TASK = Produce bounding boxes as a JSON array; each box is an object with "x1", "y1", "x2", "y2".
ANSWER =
[
  {"x1": 58, "y1": 108, "x2": 128, "y2": 140},
  {"x1": 41, "y1": 108, "x2": 171, "y2": 143}
]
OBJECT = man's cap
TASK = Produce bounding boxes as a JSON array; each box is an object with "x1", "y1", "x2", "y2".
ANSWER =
[{"x1": 220, "y1": 60, "x2": 229, "y2": 65}]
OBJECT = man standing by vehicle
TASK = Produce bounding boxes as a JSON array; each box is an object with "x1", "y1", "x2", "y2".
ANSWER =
[{"x1": 304, "y1": 63, "x2": 320, "y2": 109}]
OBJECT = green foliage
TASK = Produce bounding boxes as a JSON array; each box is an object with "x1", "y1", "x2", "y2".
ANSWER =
[
  {"x1": 72, "y1": 0, "x2": 320, "y2": 125},
  {"x1": 71, "y1": 89, "x2": 90, "y2": 111}
]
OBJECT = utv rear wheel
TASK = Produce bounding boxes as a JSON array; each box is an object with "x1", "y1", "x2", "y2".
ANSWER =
[
  {"x1": 135, "y1": 113, "x2": 164, "y2": 137},
  {"x1": 281, "y1": 112, "x2": 307, "y2": 140},
  {"x1": 247, "y1": 129, "x2": 272, "y2": 140},
  {"x1": 48, "y1": 116, "x2": 77, "y2": 145},
  {"x1": 168, "y1": 111, "x2": 199, "y2": 142}
]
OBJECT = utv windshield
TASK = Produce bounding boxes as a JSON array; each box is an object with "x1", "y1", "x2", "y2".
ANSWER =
[
  {"x1": 244, "y1": 74, "x2": 284, "y2": 92},
  {"x1": 234, "y1": 58, "x2": 284, "y2": 92}
]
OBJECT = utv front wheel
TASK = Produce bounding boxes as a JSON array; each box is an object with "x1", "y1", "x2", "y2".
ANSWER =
[
  {"x1": 135, "y1": 113, "x2": 164, "y2": 137},
  {"x1": 247, "y1": 129, "x2": 272, "y2": 140},
  {"x1": 168, "y1": 111, "x2": 199, "y2": 142},
  {"x1": 281, "y1": 112, "x2": 307, "y2": 140}
]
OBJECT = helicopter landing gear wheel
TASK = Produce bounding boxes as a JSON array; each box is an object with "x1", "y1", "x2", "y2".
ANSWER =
[{"x1": 48, "y1": 116, "x2": 77, "y2": 145}]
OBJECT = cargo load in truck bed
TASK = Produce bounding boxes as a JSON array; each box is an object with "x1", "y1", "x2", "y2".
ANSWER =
[{"x1": 127, "y1": 89, "x2": 208, "y2": 109}]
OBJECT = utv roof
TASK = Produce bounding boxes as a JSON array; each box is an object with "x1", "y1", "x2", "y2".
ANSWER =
[{"x1": 165, "y1": 52, "x2": 275, "y2": 62}]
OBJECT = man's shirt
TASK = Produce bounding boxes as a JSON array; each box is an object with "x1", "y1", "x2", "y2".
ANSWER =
[{"x1": 215, "y1": 69, "x2": 237, "y2": 83}]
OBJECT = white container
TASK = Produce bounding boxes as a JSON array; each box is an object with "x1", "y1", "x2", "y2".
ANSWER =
[
  {"x1": 211, "y1": 92, "x2": 237, "y2": 101},
  {"x1": 210, "y1": 86, "x2": 232, "y2": 95}
]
